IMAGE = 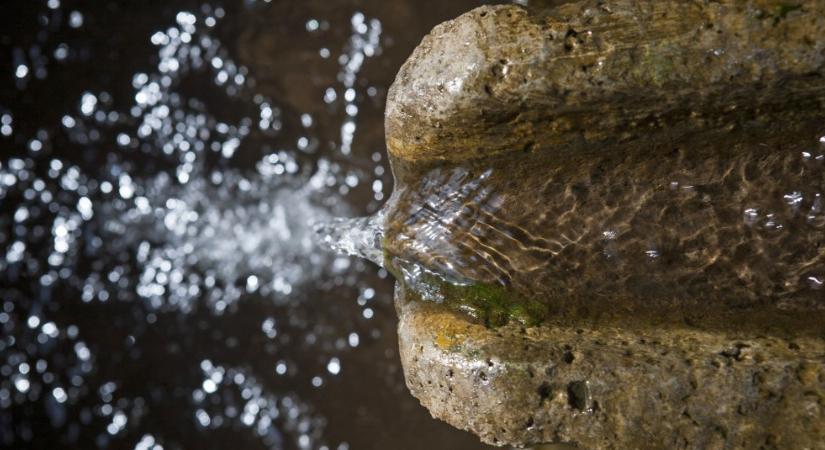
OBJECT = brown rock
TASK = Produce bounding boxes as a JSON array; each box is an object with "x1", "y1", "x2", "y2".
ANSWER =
[
  {"x1": 385, "y1": 1, "x2": 825, "y2": 163},
  {"x1": 397, "y1": 286, "x2": 825, "y2": 449},
  {"x1": 381, "y1": 1, "x2": 825, "y2": 335},
  {"x1": 383, "y1": 2, "x2": 825, "y2": 448}
]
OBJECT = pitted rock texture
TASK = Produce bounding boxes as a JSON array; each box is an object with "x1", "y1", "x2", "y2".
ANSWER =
[
  {"x1": 385, "y1": 1, "x2": 825, "y2": 448},
  {"x1": 385, "y1": 1, "x2": 825, "y2": 163},
  {"x1": 397, "y1": 288, "x2": 825, "y2": 449}
]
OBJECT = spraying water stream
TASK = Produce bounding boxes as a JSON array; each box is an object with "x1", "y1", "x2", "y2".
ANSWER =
[{"x1": 320, "y1": 122, "x2": 825, "y2": 333}]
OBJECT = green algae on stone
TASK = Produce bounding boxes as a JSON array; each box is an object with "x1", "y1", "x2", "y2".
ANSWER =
[
  {"x1": 439, "y1": 280, "x2": 547, "y2": 328},
  {"x1": 384, "y1": 255, "x2": 547, "y2": 328},
  {"x1": 772, "y1": 2, "x2": 803, "y2": 20}
]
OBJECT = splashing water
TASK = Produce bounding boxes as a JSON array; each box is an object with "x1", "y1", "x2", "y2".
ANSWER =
[
  {"x1": 315, "y1": 168, "x2": 491, "y2": 305},
  {"x1": 313, "y1": 210, "x2": 385, "y2": 268},
  {"x1": 0, "y1": 2, "x2": 415, "y2": 449}
]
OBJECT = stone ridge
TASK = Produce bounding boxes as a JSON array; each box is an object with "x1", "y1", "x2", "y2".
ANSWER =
[
  {"x1": 396, "y1": 288, "x2": 825, "y2": 449},
  {"x1": 385, "y1": 1, "x2": 825, "y2": 163}
]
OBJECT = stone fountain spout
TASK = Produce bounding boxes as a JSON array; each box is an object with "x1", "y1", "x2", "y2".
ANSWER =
[{"x1": 381, "y1": 2, "x2": 825, "y2": 448}]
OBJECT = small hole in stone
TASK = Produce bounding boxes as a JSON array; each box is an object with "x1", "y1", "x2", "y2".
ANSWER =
[
  {"x1": 479, "y1": 371, "x2": 487, "y2": 381},
  {"x1": 567, "y1": 381, "x2": 590, "y2": 411},
  {"x1": 522, "y1": 141, "x2": 535, "y2": 153},
  {"x1": 526, "y1": 416, "x2": 534, "y2": 429},
  {"x1": 538, "y1": 382, "x2": 552, "y2": 403},
  {"x1": 563, "y1": 351, "x2": 575, "y2": 364}
]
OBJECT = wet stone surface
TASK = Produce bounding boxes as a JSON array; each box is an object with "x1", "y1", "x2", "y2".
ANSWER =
[
  {"x1": 380, "y1": 2, "x2": 825, "y2": 448},
  {"x1": 397, "y1": 289, "x2": 825, "y2": 449},
  {"x1": 0, "y1": 1, "x2": 507, "y2": 449},
  {"x1": 385, "y1": 118, "x2": 825, "y2": 335},
  {"x1": 382, "y1": 2, "x2": 825, "y2": 334}
]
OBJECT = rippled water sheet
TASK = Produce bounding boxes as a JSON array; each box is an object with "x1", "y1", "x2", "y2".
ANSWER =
[
  {"x1": 0, "y1": 1, "x2": 500, "y2": 449},
  {"x1": 383, "y1": 120, "x2": 825, "y2": 334}
]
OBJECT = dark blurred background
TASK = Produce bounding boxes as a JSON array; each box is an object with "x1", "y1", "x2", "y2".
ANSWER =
[{"x1": 0, "y1": 0, "x2": 547, "y2": 449}]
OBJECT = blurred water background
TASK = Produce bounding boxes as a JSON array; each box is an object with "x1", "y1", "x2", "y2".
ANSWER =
[{"x1": 0, "y1": 1, "x2": 510, "y2": 448}]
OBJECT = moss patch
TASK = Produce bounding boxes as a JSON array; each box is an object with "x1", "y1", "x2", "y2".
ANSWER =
[
  {"x1": 384, "y1": 250, "x2": 548, "y2": 328},
  {"x1": 439, "y1": 280, "x2": 547, "y2": 327}
]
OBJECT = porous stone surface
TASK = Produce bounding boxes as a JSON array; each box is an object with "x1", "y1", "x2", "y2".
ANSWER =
[
  {"x1": 385, "y1": 1, "x2": 825, "y2": 163},
  {"x1": 385, "y1": 2, "x2": 825, "y2": 448},
  {"x1": 397, "y1": 288, "x2": 825, "y2": 449}
]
